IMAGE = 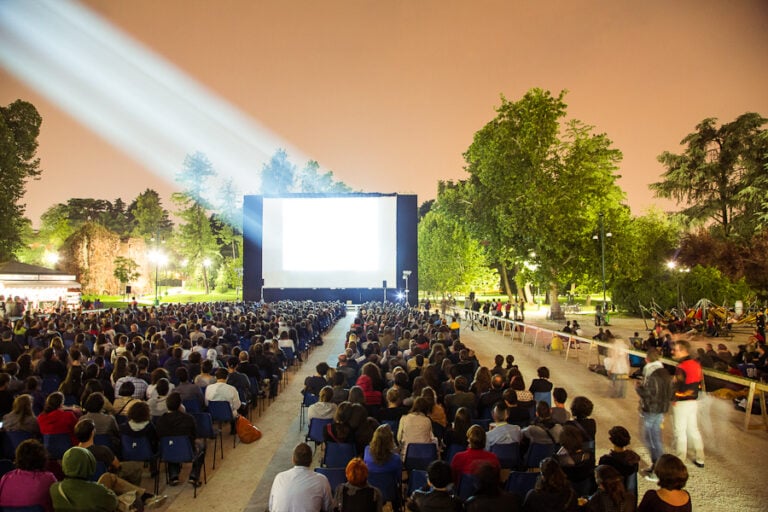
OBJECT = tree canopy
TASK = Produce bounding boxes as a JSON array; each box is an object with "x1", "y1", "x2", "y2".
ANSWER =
[
  {"x1": 652, "y1": 112, "x2": 768, "y2": 238},
  {"x1": 0, "y1": 100, "x2": 42, "y2": 261}
]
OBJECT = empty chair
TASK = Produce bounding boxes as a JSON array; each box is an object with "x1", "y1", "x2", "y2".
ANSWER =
[
  {"x1": 42, "y1": 433, "x2": 72, "y2": 460},
  {"x1": 323, "y1": 442, "x2": 356, "y2": 468},
  {"x1": 158, "y1": 436, "x2": 206, "y2": 498},
  {"x1": 206, "y1": 400, "x2": 236, "y2": 449},
  {"x1": 490, "y1": 442, "x2": 521, "y2": 470},
  {"x1": 314, "y1": 467, "x2": 347, "y2": 494},
  {"x1": 404, "y1": 443, "x2": 438, "y2": 472},
  {"x1": 525, "y1": 443, "x2": 555, "y2": 468},
  {"x1": 305, "y1": 418, "x2": 332, "y2": 450},
  {"x1": 505, "y1": 470, "x2": 539, "y2": 495},
  {"x1": 193, "y1": 412, "x2": 223, "y2": 470}
]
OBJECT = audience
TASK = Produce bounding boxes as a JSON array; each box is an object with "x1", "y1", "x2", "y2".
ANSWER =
[{"x1": 0, "y1": 439, "x2": 56, "y2": 511}]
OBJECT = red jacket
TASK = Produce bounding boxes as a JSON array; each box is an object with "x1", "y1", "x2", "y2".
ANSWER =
[
  {"x1": 37, "y1": 409, "x2": 79, "y2": 444},
  {"x1": 450, "y1": 448, "x2": 500, "y2": 484}
]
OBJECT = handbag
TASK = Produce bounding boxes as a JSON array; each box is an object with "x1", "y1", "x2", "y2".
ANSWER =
[{"x1": 235, "y1": 415, "x2": 262, "y2": 443}]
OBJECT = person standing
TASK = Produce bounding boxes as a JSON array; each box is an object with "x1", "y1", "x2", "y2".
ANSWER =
[
  {"x1": 671, "y1": 340, "x2": 705, "y2": 468},
  {"x1": 634, "y1": 348, "x2": 672, "y2": 477}
]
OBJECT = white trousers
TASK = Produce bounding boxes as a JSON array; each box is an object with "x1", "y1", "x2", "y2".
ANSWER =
[{"x1": 673, "y1": 399, "x2": 704, "y2": 463}]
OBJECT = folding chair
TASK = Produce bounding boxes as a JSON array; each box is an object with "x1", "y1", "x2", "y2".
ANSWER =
[
  {"x1": 491, "y1": 442, "x2": 522, "y2": 470},
  {"x1": 322, "y1": 442, "x2": 356, "y2": 468},
  {"x1": 182, "y1": 399, "x2": 203, "y2": 414},
  {"x1": 121, "y1": 434, "x2": 159, "y2": 494},
  {"x1": 42, "y1": 433, "x2": 72, "y2": 460},
  {"x1": 6, "y1": 430, "x2": 35, "y2": 453},
  {"x1": 407, "y1": 469, "x2": 428, "y2": 496},
  {"x1": 207, "y1": 400, "x2": 236, "y2": 449},
  {"x1": 525, "y1": 442, "x2": 555, "y2": 469},
  {"x1": 193, "y1": 412, "x2": 223, "y2": 470},
  {"x1": 444, "y1": 443, "x2": 464, "y2": 464},
  {"x1": 158, "y1": 436, "x2": 206, "y2": 498},
  {"x1": 404, "y1": 443, "x2": 438, "y2": 472},
  {"x1": 314, "y1": 467, "x2": 346, "y2": 493}
]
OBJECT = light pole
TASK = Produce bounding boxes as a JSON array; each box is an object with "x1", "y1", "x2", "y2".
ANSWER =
[
  {"x1": 666, "y1": 261, "x2": 690, "y2": 311},
  {"x1": 402, "y1": 270, "x2": 412, "y2": 306},
  {"x1": 593, "y1": 213, "x2": 612, "y2": 319}
]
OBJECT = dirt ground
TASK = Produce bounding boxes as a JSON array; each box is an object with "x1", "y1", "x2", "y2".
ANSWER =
[{"x1": 153, "y1": 307, "x2": 768, "y2": 512}]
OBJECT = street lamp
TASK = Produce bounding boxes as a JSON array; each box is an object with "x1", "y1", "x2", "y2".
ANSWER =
[
  {"x1": 592, "y1": 213, "x2": 612, "y2": 320},
  {"x1": 148, "y1": 249, "x2": 167, "y2": 306},
  {"x1": 666, "y1": 261, "x2": 690, "y2": 310},
  {"x1": 402, "y1": 270, "x2": 412, "y2": 306}
]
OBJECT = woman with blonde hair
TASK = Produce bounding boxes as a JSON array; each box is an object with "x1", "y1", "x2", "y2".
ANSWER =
[
  {"x1": 364, "y1": 424, "x2": 402, "y2": 474},
  {"x1": 470, "y1": 366, "x2": 493, "y2": 396},
  {"x1": 2, "y1": 394, "x2": 39, "y2": 434}
]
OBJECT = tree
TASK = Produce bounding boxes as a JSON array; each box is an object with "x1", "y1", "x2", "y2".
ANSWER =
[
  {"x1": 652, "y1": 112, "x2": 768, "y2": 238},
  {"x1": 0, "y1": 100, "x2": 42, "y2": 261},
  {"x1": 418, "y1": 208, "x2": 496, "y2": 296},
  {"x1": 261, "y1": 149, "x2": 296, "y2": 195},
  {"x1": 127, "y1": 189, "x2": 173, "y2": 241},
  {"x1": 296, "y1": 160, "x2": 352, "y2": 193},
  {"x1": 457, "y1": 89, "x2": 626, "y2": 318},
  {"x1": 113, "y1": 256, "x2": 141, "y2": 294},
  {"x1": 173, "y1": 152, "x2": 219, "y2": 293}
]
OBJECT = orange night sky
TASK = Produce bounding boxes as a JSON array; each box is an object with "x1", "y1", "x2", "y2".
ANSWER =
[{"x1": 1, "y1": 0, "x2": 767, "y2": 225}]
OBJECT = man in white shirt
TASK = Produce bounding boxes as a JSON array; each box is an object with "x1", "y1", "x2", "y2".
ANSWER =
[
  {"x1": 269, "y1": 443, "x2": 333, "y2": 512},
  {"x1": 204, "y1": 368, "x2": 241, "y2": 415},
  {"x1": 485, "y1": 402, "x2": 522, "y2": 450}
]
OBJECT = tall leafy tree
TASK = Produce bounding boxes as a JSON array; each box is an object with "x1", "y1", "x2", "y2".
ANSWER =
[
  {"x1": 113, "y1": 256, "x2": 141, "y2": 294},
  {"x1": 459, "y1": 89, "x2": 626, "y2": 318},
  {"x1": 296, "y1": 160, "x2": 352, "y2": 193},
  {"x1": 261, "y1": 148, "x2": 296, "y2": 195},
  {"x1": 173, "y1": 152, "x2": 219, "y2": 293},
  {"x1": 128, "y1": 189, "x2": 173, "y2": 241},
  {"x1": 0, "y1": 100, "x2": 42, "y2": 261},
  {"x1": 652, "y1": 112, "x2": 768, "y2": 238}
]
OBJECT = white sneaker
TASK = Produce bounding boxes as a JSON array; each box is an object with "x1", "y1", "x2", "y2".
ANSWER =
[{"x1": 644, "y1": 473, "x2": 659, "y2": 483}]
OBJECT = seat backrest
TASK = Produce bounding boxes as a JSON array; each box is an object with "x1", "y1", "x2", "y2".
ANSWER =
[
  {"x1": 490, "y1": 442, "x2": 521, "y2": 470},
  {"x1": 0, "y1": 458, "x2": 15, "y2": 478},
  {"x1": 183, "y1": 399, "x2": 203, "y2": 414},
  {"x1": 323, "y1": 442, "x2": 356, "y2": 468},
  {"x1": 472, "y1": 419, "x2": 491, "y2": 431},
  {"x1": 306, "y1": 418, "x2": 332, "y2": 444},
  {"x1": 457, "y1": 473, "x2": 476, "y2": 501},
  {"x1": 192, "y1": 412, "x2": 215, "y2": 438},
  {"x1": 43, "y1": 433, "x2": 72, "y2": 460},
  {"x1": 207, "y1": 400, "x2": 234, "y2": 422},
  {"x1": 0, "y1": 505, "x2": 47, "y2": 512},
  {"x1": 314, "y1": 467, "x2": 346, "y2": 493},
  {"x1": 6, "y1": 430, "x2": 35, "y2": 451},
  {"x1": 91, "y1": 461, "x2": 108, "y2": 481},
  {"x1": 121, "y1": 434, "x2": 155, "y2": 461},
  {"x1": 367, "y1": 471, "x2": 400, "y2": 506},
  {"x1": 407, "y1": 469, "x2": 428, "y2": 496},
  {"x1": 302, "y1": 391, "x2": 319, "y2": 407},
  {"x1": 159, "y1": 435, "x2": 195, "y2": 463},
  {"x1": 505, "y1": 471, "x2": 539, "y2": 495},
  {"x1": 404, "y1": 442, "x2": 438, "y2": 471},
  {"x1": 525, "y1": 442, "x2": 555, "y2": 468}
]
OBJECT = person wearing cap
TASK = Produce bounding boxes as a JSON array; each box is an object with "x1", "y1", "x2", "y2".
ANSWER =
[{"x1": 50, "y1": 447, "x2": 119, "y2": 512}]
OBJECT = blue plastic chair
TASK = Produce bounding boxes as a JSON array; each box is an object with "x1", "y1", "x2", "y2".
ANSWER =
[
  {"x1": 207, "y1": 400, "x2": 236, "y2": 449},
  {"x1": 471, "y1": 419, "x2": 491, "y2": 431},
  {"x1": 300, "y1": 391, "x2": 319, "y2": 430},
  {"x1": 182, "y1": 399, "x2": 203, "y2": 414},
  {"x1": 407, "y1": 469, "x2": 428, "y2": 496},
  {"x1": 457, "y1": 473, "x2": 477, "y2": 501},
  {"x1": 0, "y1": 506, "x2": 47, "y2": 512},
  {"x1": 322, "y1": 442, "x2": 356, "y2": 468},
  {"x1": 6, "y1": 431, "x2": 35, "y2": 453},
  {"x1": 158, "y1": 436, "x2": 206, "y2": 498},
  {"x1": 368, "y1": 470, "x2": 402, "y2": 511},
  {"x1": 91, "y1": 461, "x2": 108, "y2": 481},
  {"x1": 404, "y1": 443, "x2": 438, "y2": 471},
  {"x1": 40, "y1": 375, "x2": 61, "y2": 396},
  {"x1": 444, "y1": 443, "x2": 464, "y2": 464},
  {"x1": 43, "y1": 433, "x2": 72, "y2": 460},
  {"x1": 0, "y1": 458, "x2": 15, "y2": 478},
  {"x1": 314, "y1": 467, "x2": 346, "y2": 494},
  {"x1": 193, "y1": 412, "x2": 223, "y2": 469},
  {"x1": 505, "y1": 470, "x2": 539, "y2": 495},
  {"x1": 305, "y1": 418, "x2": 331, "y2": 450},
  {"x1": 491, "y1": 442, "x2": 521, "y2": 470},
  {"x1": 525, "y1": 442, "x2": 555, "y2": 468},
  {"x1": 121, "y1": 434, "x2": 159, "y2": 494}
]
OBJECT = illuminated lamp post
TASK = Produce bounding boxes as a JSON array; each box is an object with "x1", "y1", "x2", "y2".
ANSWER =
[
  {"x1": 592, "y1": 213, "x2": 612, "y2": 322},
  {"x1": 666, "y1": 261, "x2": 690, "y2": 311},
  {"x1": 402, "y1": 270, "x2": 412, "y2": 306},
  {"x1": 148, "y1": 249, "x2": 167, "y2": 306}
]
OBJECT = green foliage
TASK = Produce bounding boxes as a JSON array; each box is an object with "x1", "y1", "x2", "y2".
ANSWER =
[
  {"x1": 261, "y1": 149, "x2": 296, "y2": 195},
  {"x1": 418, "y1": 209, "x2": 496, "y2": 295},
  {"x1": 127, "y1": 189, "x2": 173, "y2": 241},
  {"x1": 681, "y1": 265, "x2": 751, "y2": 306},
  {"x1": 454, "y1": 88, "x2": 626, "y2": 307},
  {"x1": 0, "y1": 100, "x2": 42, "y2": 261},
  {"x1": 652, "y1": 112, "x2": 768, "y2": 238},
  {"x1": 113, "y1": 256, "x2": 140, "y2": 285},
  {"x1": 296, "y1": 160, "x2": 352, "y2": 193}
]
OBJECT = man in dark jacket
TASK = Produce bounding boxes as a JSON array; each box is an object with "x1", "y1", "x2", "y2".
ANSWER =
[
  {"x1": 408, "y1": 460, "x2": 463, "y2": 512},
  {"x1": 634, "y1": 347, "x2": 673, "y2": 476},
  {"x1": 155, "y1": 392, "x2": 205, "y2": 486}
]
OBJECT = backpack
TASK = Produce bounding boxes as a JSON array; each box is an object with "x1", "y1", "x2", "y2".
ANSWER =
[{"x1": 235, "y1": 415, "x2": 262, "y2": 443}]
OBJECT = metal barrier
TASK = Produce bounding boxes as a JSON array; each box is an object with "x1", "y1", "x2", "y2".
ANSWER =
[{"x1": 450, "y1": 307, "x2": 768, "y2": 432}]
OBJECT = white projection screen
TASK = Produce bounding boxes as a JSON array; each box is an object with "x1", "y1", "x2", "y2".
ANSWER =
[{"x1": 262, "y1": 196, "x2": 398, "y2": 288}]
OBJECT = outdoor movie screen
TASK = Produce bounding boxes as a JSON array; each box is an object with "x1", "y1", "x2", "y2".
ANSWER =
[{"x1": 261, "y1": 196, "x2": 398, "y2": 289}]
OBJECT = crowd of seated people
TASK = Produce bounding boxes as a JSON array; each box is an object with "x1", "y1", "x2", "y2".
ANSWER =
[
  {"x1": 0, "y1": 299, "x2": 345, "y2": 510},
  {"x1": 290, "y1": 301, "x2": 694, "y2": 512}
]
